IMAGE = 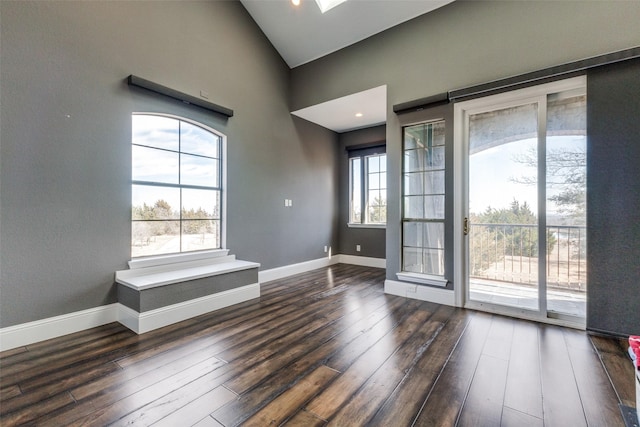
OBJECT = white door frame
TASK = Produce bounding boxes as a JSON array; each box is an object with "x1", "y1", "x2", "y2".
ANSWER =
[{"x1": 453, "y1": 76, "x2": 587, "y2": 329}]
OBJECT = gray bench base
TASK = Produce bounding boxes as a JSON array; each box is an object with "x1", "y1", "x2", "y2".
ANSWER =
[
  {"x1": 118, "y1": 281, "x2": 259, "y2": 334},
  {"x1": 115, "y1": 257, "x2": 260, "y2": 333}
]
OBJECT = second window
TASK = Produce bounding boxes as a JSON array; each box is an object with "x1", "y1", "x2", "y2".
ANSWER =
[{"x1": 349, "y1": 148, "x2": 387, "y2": 226}]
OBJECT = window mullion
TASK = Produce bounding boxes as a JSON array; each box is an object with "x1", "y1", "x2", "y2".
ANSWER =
[
  {"x1": 179, "y1": 121, "x2": 183, "y2": 253},
  {"x1": 132, "y1": 181, "x2": 220, "y2": 191},
  {"x1": 537, "y1": 96, "x2": 548, "y2": 314},
  {"x1": 360, "y1": 155, "x2": 366, "y2": 224}
]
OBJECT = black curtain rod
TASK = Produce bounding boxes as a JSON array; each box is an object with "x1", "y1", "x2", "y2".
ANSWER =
[
  {"x1": 449, "y1": 46, "x2": 640, "y2": 102},
  {"x1": 345, "y1": 140, "x2": 386, "y2": 151},
  {"x1": 127, "y1": 75, "x2": 234, "y2": 118},
  {"x1": 449, "y1": 47, "x2": 640, "y2": 102},
  {"x1": 394, "y1": 46, "x2": 640, "y2": 113},
  {"x1": 392, "y1": 92, "x2": 449, "y2": 115}
]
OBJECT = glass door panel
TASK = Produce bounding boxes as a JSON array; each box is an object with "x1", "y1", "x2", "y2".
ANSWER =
[
  {"x1": 545, "y1": 91, "x2": 587, "y2": 317},
  {"x1": 459, "y1": 78, "x2": 587, "y2": 325},
  {"x1": 468, "y1": 102, "x2": 541, "y2": 311}
]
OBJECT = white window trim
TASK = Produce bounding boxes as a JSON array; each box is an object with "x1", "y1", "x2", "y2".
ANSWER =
[
  {"x1": 347, "y1": 223, "x2": 386, "y2": 229},
  {"x1": 452, "y1": 75, "x2": 587, "y2": 309},
  {"x1": 131, "y1": 113, "x2": 227, "y2": 266},
  {"x1": 349, "y1": 152, "x2": 387, "y2": 226},
  {"x1": 400, "y1": 120, "x2": 446, "y2": 280},
  {"x1": 363, "y1": 153, "x2": 387, "y2": 226},
  {"x1": 396, "y1": 272, "x2": 448, "y2": 287},
  {"x1": 128, "y1": 248, "x2": 229, "y2": 270},
  {"x1": 349, "y1": 156, "x2": 361, "y2": 224}
]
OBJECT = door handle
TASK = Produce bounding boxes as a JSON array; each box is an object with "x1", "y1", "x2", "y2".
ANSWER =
[{"x1": 463, "y1": 217, "x2": 469, "y2": 236}]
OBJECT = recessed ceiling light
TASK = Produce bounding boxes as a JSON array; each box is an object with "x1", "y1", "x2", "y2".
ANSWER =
[
  {"x1": 315, "y1": 0, "x2": 348, "y2": 13},
  {"x1": 355, "y1": 112, "x2": 363, "y2": 117},
  {"x1": 291, "y1": 0, "x2": 300, "y2": 6}
]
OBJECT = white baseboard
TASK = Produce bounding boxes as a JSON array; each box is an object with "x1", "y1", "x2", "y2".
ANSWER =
[
  {"x1": 118, "y1": 283, "x2": 260, "y2": 334},
  {"x1": 1, "y1": 255, "x2": 388, "y2": 351},
  {"x1": 335, "y1": 254, "x2": 386, "y2": 269},
  {"x1": 384, "y1": 279, "x2": 455, "y2": 306},
  {"x1": 0, "y1": 284, "x2": 260, "y2": 351},
  {"x1": 258, "y1": 254, "x2": 386, "y2": 283},
  {"x1": 0, "y1": 304, "x2": 120, "y2": 352},
  {"x1": 258, "y1": 256, "x2": 338, "y2": 283}
]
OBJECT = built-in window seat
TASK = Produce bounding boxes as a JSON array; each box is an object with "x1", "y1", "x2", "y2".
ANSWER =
[{"x1": 115, "y1": 250, "x2": 260, "y2": 334}]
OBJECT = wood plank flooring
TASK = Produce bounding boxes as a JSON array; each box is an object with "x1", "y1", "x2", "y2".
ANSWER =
[{"x1": 0, "y1": 264, "x2": 635, "y2": 426}]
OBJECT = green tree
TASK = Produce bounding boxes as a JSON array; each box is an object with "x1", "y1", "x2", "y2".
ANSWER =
[
  {"x1": 471, "y1": 200, "x2": 556, "y2": 274},
  {"x1": 513, "y1": 146, "x2": 586, "y2": 224},
  {"x1": 367, "y1": 196, "x2": 386, "y2": 223},
  {"x1": 132, "y1": 199, "x2": 179, "y2": 246},
  {"x1": 153, "y1": 199, "x2": 175, "y2": 219},
  {"x1": 469, "y1": 224, "x2": 501, "y2": 274},
  {"x1": 181, "y1": 207, "x2": 214, "y2": 235},
  {"x1": 512, "y1": 145, "x2": 587, "y2": 260}
]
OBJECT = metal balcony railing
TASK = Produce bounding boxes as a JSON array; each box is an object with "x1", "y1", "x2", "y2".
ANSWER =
[{"x1": 469, "y1": 223, "x2": 586, "y2": 292}]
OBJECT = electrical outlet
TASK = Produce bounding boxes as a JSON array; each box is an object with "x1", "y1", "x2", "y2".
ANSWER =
[
  {"x1": 356, "y1": 244, "x2": 361, "y2": 252},
  {"x1": 407, "y1": 285, "x2": 418, "y2": 293},
  {"x1": 324, "y1": 246, "x2": 328, "y2": 253}
]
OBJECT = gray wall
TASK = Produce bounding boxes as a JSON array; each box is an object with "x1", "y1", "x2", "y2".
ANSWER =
[
  {"x1": 290, "y1": 0, "x2": 640, "y2": 286},
  {"x1": 2, "y1": 0, "x2": 639, "y2": 335},
  {"x1": 290, "y1": 0, "x2": 640, "y2": 334},
  {"x1": 0, "y1": 1, "x2": 338, "y2": 327},
  {"x1": 337, "y1": 125, "x2": 386, "y2": 258},
  {"x1": 586, "y1": 59, "x2": 640, "y2": 336},
  {"x1": 291, "y1": 1, "x2": 640, "y2": 111}
]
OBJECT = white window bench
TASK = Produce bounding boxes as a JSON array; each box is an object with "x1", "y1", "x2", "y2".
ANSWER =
[{"x1": 115, "y1": 252, "x2": 260, "y2": 334}]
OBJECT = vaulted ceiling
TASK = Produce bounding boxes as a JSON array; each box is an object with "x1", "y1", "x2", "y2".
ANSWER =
[
  {"x1": 240, "y1": 0, "x2": 454, "y2": 69},
  {"x1": 240, "y1": 0, "x2": 455, "y2": 132}
]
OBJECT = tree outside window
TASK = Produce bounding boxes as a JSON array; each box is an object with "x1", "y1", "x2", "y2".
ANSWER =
[
  {"x1": 349, "y1": 151, "x2": 386, "y2": 225},
  {"x1": 131, "y1": 114, "x2": 224, "y2": 258}
]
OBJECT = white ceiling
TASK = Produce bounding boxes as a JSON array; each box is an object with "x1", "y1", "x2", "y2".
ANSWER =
[
  {"x1": 291, "y1": 85, "x2": 387, "y2": 133},
  {"x1": 239, "y1": 0, "x2": 455, "y2": 133},
  {"x1": 240, "y1": 0, "x2": 453, "y2": 69}
]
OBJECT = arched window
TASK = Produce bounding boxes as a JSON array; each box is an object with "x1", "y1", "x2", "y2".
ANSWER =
[{"x1": 131, "y1": 114, "x2": 225, "y2": 258}]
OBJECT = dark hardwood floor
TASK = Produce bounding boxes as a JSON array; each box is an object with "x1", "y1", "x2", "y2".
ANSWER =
[{"x1": 0, "y1": 264, "x2": 635, "y2": 426}]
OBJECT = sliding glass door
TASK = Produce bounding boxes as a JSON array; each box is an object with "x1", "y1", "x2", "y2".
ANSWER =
[
  {"x1": 544, "y1": 91, "x2": 587, "y2": 317},
  {"x1": 457, "y1": 77, "x2": 587, "y2": 325},
  {"x1": 468, "y1": 101, "x2": 541, "y2": 312}
]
